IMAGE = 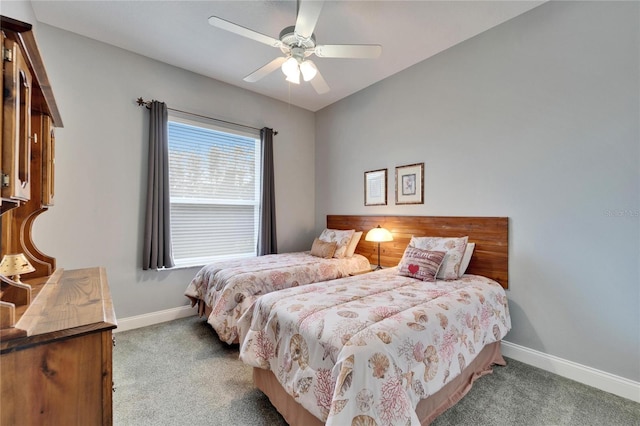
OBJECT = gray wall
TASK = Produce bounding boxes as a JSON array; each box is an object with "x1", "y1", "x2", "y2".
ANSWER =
[
  {"x1": 315, "y1": 1, "x2": 639, "y2": 381},
  {"x1": 3, "y1": 1, "x2": 316, "y2": 319}
]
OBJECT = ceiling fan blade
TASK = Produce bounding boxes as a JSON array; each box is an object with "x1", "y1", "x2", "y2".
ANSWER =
[
  {"x1": 243, "y1": 57, "x2": 287, "y2": 83},
  {"x1": 315, "y1": 44, "x2": 382, "y2": 59},
  {"x1": 310, "y1": 69, "x2": 330, "y2": 94},
  {"x1": 208, "y1": 16, "x2": 282, "y2": 48},
  {"x1": 294, "y1": 0, "x2": 324, "y2": 40}
]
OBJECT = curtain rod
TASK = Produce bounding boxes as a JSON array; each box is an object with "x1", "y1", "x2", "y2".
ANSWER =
[{"x1": 136, "y1": 97, "x2": 277, "y2": 135}]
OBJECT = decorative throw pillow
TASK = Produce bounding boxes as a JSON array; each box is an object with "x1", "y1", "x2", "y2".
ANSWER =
[
  {"x1": 319, "y1": 228, "x2": 355, "y2": 258},
  {"x1": 310, "y1": 238, "x2": 337, "y2": 259},
  {"x1": 409, "y1": 236, "x2": 469, "y2": 280},
  {"x1": 344, "y1": 231, "x2": 363, "y2": 258},
  {"x1": 398, "y1": 247, "x2": 446, "y2": 282},
  {"x1": 458, "y1": 243, "x2": 475, "y2": 277}
]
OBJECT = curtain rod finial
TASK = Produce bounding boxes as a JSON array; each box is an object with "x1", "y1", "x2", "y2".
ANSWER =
[{"x1": 137, "y1": 97, "x2": 152, "y2": 109}]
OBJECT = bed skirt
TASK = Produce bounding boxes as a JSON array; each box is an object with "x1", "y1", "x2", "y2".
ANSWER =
[{"x1": 253, "y1": 341, "x2": 506, "y2": 425}]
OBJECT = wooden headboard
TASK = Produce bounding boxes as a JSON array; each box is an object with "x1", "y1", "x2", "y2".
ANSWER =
[{"x1": 327, "y1": 215, "x2": 509, "y2": 289}]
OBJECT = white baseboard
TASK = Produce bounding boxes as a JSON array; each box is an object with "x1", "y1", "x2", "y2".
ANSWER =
[
  {"x1": 501, "y1": 340, "x2": 640, "y2": 403},
  {"x1": 114, "y1": 305, "x2": 196, "y2": 333},
  {"x1": 113, "y1": 308, "x2": 639, "y2": 403}
]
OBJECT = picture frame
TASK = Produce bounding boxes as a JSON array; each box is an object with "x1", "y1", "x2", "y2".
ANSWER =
[
  {"x1": 364, "y1": 168, "x2": 387, "y2": 206},
  {"x1": 395, "y1": 162, "x2": 424, "y2": 205}
]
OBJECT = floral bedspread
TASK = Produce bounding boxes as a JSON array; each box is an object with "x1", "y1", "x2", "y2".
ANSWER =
[
  {"x1": 238, "y1": 268, "x2": 511, "y2": 425},
  {"x1": 184, "y1": 252, "x2": 370, "y2": 344}
]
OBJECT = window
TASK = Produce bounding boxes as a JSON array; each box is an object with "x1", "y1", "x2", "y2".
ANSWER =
[{"x1": 167, "y1": 113, "x2": 261, "y2": 267}]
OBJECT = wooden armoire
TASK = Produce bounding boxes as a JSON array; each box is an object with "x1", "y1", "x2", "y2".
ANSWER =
[{"x1": 1, "y1": 16, "x2": 117, "y2": 425}]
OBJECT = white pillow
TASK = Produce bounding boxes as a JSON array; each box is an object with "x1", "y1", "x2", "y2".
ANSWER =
[
  {"x1": 409, "y1": 236, "x2": 469, "y2": 280},
  {"x1": 458, "y1": 243, "x2": 475, "y2": 277},
  {"x1": 319, "y1": 229, "x2": 355, "y2": 259},
  {"x1": 344, "y1": 231, "x2": 363, "y2": 258}
]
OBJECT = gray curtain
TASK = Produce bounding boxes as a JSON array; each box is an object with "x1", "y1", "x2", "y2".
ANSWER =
[
  {"x1": 258, "y1": 127, "x2": 277, "y2": 255},
  {"x1": 143, "y1": 101, "x2": 174, "y2": 269}
]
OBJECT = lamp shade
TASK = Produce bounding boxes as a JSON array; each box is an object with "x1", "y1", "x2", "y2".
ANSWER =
[
  {"x1": 281, "y1": 56, "x2": 298, "y2": 76},
  {"x1": 299, "y1": 60, "x2": 318, "y2": 82},
  {"x1": 365, "y1": 226, "x2": 393, "y2": 243},
  {"x1": 285, "y1": 68, "x2": 300, "y2": 84},
  {"x1": 0, "y1": 253, "x2": 35, "y2": 283}
]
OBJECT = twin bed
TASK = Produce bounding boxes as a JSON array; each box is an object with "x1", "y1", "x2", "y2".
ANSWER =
[
  {"x1": 185, "y1": 215, "x2": 510, "y2": 425},
  {"x1": 185, "y1": 229, "x2": 370, "y2": 343}
]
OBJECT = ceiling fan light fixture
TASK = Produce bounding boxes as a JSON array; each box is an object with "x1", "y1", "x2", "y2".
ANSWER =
[
  {"x1": 286, "y1": 69, "x2": 301, "y2": 85},
  {"x1": 282, "y1": 57, "x2": 299, "y2": 77},
  {"x1": 286, "y1": 72, "x2": 300, "y2": 85},
  {"x1": 299, "y1": 60, "x2": 317, "y2": 82}
]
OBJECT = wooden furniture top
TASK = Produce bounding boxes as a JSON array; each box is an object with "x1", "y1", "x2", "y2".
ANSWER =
[
  {"x1": 0, "y1": 267, "x2": 116, "y2": 354},
  {"x1": 327, "y1": 215, "x2": 509, "y2": 289}
]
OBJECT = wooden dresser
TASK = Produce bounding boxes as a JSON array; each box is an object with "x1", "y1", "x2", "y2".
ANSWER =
[{"x1": 0, "y1": 267, "x2": 117, "y2": 425}]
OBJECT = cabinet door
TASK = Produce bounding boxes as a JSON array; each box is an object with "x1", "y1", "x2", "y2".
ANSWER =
[
  {"x1": 2, "y1": 37, "x2": 32, "y2": 202},
  {"x1": 41, "y1": 115, "x2": 55, "y2": 206}
]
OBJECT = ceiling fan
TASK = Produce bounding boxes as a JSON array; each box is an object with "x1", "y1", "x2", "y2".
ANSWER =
[{"x1": 208, "y1": 0, "x2": 382, "y2": 94}]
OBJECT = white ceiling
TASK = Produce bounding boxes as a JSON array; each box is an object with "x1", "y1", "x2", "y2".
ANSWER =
[{"x1": 30, "y1": 1, "x2": 544, "y2": 112}]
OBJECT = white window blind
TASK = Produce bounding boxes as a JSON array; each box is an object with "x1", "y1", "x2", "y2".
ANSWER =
[{"x1": 167, "y1": 113, "x2": 261, "y2": 267}]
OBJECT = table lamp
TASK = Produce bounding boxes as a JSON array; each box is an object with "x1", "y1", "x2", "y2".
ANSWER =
[
  {"x1": 365, "y1": 225, "x2": 393, "y2": 270},
  {"x1": 0, "y1": 253, "x2": 36, "y2": 283}
]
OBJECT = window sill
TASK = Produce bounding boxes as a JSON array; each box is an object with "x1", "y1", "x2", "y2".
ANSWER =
[{"x1": 167, "y1": 253, "x2": 257, "y2": 270}]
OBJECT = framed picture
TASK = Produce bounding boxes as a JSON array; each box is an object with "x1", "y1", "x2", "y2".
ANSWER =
[
  {"x1": 364, "y1": 168, "x2": 387, "y2": 206},
  {"x1": 395, "y1": 163, "x2": 424, "y2": 205}
]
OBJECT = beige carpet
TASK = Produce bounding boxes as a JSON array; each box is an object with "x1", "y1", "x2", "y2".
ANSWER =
[{"x1": 113, "y1": 316, "x2": 640, "y2": 425}]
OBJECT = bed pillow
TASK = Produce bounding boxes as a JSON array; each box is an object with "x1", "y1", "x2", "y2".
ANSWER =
[
  {"x1": 458, "y1": 242, "x2": 475, "y2": 276},
  {"x1": 409, "y1": 236, "x2": 469, "y2": 280},
  {"x1": 344, "y1": 231, "x2": 363, "y2": 258},
  {"x1": 398, "y1": 247, "x2": 446, "y2": 282},
  {"x1": 310, "y1": 238, "x2": 338, "y2": 259},
  {"x1": 319, "y1": 228, "x2": 355, "y2": 258}
]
